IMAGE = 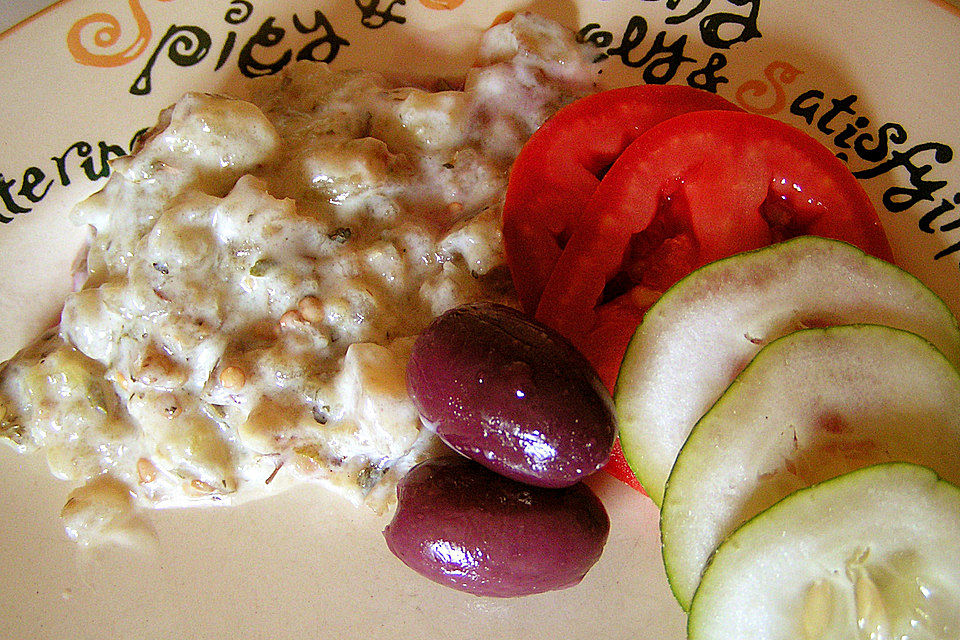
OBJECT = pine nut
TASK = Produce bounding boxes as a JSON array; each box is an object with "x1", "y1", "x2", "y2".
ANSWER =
[
  {"x1": 189, "y1": 479, "x2": 216, "y2": 494},
  {"x1": 219, "y1": 366, "x2": 246, "y2": 390},
  {"x1": 279, "y1": 309, "x2": 304, "y2": 329},
  {"x1": 297, "y1": 296, "x2": 324, "y2": 324},
  {"x1": 137, "y1": 457, "x2": 159, "y2": 484}
]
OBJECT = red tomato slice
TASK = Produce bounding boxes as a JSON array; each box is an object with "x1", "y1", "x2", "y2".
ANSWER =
[
  {"x1": 605, "y1": 440, "x2": 644, "y2": 491},
  {"x1": 535, "y1": 109, "x2": 893, "y2": 345},
  {"x1": 577, "y1": 296, "x2": 649, "y2": 491},
  {"x1": 503, "y1": 85, "x2": 739, "y2": 493},
  {"x1": 502, "y1": 85, "x2": 741, "y2": 314}
]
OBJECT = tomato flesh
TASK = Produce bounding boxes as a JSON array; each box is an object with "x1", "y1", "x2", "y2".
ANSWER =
[
  {"x1": 535, "y1": 109, "x2": 893, "y2": 343},
  {"x1": 503, "y1": 89, "x2": 892, "y2": 493},
  {"x1": 605, "y1": 440, "x2": 645, "y2": 492},
  {"x1": 578, "y1": 296, "x2": 648, "y2": 491},
  {"x1": 502, "y1": 85, "x2": 741, "y2": 313}
]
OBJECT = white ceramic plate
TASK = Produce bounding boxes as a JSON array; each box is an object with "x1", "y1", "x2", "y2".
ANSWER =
[{"x1": 2, "y1": 1, "x2": 959, "y2": 638}]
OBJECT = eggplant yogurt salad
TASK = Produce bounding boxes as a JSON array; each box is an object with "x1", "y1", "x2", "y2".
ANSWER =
[
  {"x1": 0, "y1": 13, "x2": 602, "y2": 548},
  {"x1": 6, "y1": 4, "x2": 959, "y2": 624}
]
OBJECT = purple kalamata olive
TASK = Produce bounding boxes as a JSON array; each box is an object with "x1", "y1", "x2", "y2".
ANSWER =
[
  {"x1": 383, "y1": 456, "x2": 610, "y2": 597},
  {"x1": 407, "y1": 302, "x2": 617, "y2": 487}
]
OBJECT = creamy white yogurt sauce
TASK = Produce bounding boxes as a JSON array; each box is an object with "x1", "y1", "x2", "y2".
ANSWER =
[{"x1": 0, "y1": 12, "x2": 596, "y2": 542}]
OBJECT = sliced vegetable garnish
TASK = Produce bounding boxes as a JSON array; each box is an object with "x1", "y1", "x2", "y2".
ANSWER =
[
  {"x1": 535, "y1": 109, "x2": 894, "y2": 347},
  {"x1": 615, "y1": 236, "x2": 960, "y2": 506},
  {"x1": 502, "y1": 85, "x2": 741, "y2": 314},
  {"x1": 660, "y1": 324, "x2": 960, "y2": 610},
  {"x1": 688, "y1": 462, "x2": 960, "y2": 640},
  {"x1": 503, "y1": 85, "x2": 743, "y2": 490}
]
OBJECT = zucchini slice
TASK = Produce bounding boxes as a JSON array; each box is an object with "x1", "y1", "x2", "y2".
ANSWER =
[
  {"x1": 615, "y1": 237, "x2": 960, "y2": 507},
  {"x1": 688, "y1": 462, "x2": 960, "y2": 640},
  {"x1": 660, "y1": 324, "x2": 960, "y2": 610}
]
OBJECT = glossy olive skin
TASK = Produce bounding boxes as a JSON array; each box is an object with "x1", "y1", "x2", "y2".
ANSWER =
[
  {"x1": 383, "y1": 456, "x2": 610, "y2": 597},
  {"x1": 407, "y1": 302, "x2": 617, "y2": 487}
]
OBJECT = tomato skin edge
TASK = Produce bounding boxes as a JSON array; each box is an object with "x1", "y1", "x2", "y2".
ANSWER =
[
  {"x1": 574, "y1": 295, "x2": 651, "y2": 493},
  {"x1": 504, "y1": 91, "x2": 893, "y2": 496},
  {"x1": 535, "y1": 109, "x2": 893, "y2": 343},
  {"x1": 605, "y1": 440, "x2": 645, "y2": 493},
  {"x1": 503, "y1": 85, "x2": 742, "y2": 314}
]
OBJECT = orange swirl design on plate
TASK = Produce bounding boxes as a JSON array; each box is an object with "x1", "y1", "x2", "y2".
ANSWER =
[
  {"x1": 67, "y1": 0, "x2": 175, "y2": 67},
  {"x1": 735, "y1": 60, "x2": 803, "y2": 115},
  {"x1": 418, "y1": 0, "x2": 467, "y2": 9}
]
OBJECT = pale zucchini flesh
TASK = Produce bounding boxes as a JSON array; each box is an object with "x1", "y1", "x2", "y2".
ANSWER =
[
  {"x1": 660, "y1": 324, "x2": 960, "y2": 611},
  {"x1": 614, "y1": 236, "x2": 960, "y2": 507},
  {"x1": 688, "y1": 462, "x2": 960, "y2": 640}
]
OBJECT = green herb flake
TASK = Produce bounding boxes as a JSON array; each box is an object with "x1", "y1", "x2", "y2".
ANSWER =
[
  {"x1": 358, "y1": 462, "x2": 388, "y2": 493},
  {"x1": 328, "y1": 227, "x2": 352, "y2": 244},
  {"x1": 249, "y1": 258, "x2": 276, "y2": 277}
]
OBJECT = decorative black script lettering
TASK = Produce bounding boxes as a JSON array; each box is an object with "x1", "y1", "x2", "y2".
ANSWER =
[
  {"x1": 853, "y1": 143, "x2": 954, "y2": 213},
  {"x1": 697, "y1": 0, "x2": 761, "y2": 49},
  {"x1": 789, "y1": 88, "x2": 959, "y2": 270},
  {"x1": 131, "y1": 25, "x2": 212, "y2": 95},
  {"x1": 919, "y1": 192, "x2": 960, "y2": 234},
  {"x1": 646, "y1": 0, "x2": 761, "y2": 47},
  {"x1": 128, "y1": 7, "x2": 350, "y2": 95},
  {"x1": 225, "y1": 0, "x2": 254, "y2": 24},
  {"x1": 217, "y1": 1, "x2": 255, "y2": 71},
  {"x1": 293, "y1": 11, "x2": 351, "y2": 64},
  {"x1": 578, "y1": 0, "x2": 757, "y2": 92},
  {"x1": 355, "y1": 0, "x2": 407, "y2": 29},
  {"x1": 238, "y1": 17, "x2": 292, "y2": 77},
  {"x1": 608, "y1": 18, "x2": 697, "y2": 83},
  {"x1": 686, "y1": 52, "x2": 729, "y2": 92},
  {"x1": 0, "y1": 134, "x2": 138, "y2": 225}
]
